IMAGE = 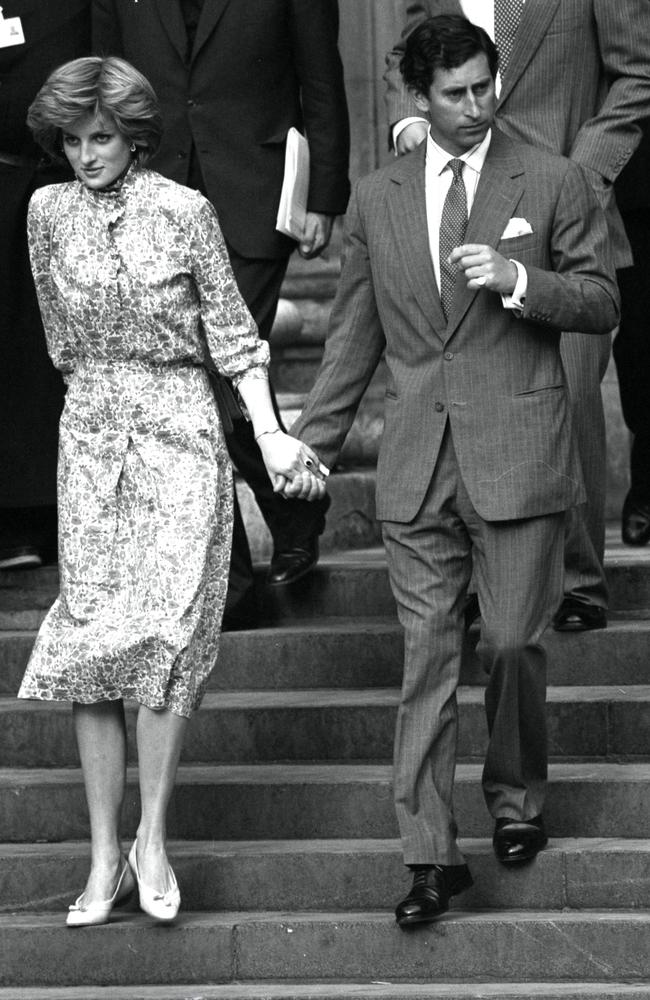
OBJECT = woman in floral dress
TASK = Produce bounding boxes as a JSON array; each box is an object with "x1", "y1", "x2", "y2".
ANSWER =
[{"x1": 18, "y1": 55, "x2": 325, "y2": 926}]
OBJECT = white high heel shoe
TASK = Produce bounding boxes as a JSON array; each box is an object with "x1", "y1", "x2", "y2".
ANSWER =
[
  {"x1": 66, "y1": 857, "x2": 135, "y2": 927},
  {"x1": 128, "y1": 841, "x2": 180, "y2": 922}
]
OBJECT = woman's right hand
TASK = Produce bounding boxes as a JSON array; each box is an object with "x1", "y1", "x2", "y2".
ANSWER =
[{"x1": 257, "y1": 430, "x2": 327, "y2": 501}]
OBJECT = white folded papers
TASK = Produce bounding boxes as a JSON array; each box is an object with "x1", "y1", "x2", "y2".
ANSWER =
[{"x1": 276, "y1": 127, "x2": 309, "y2": 240}]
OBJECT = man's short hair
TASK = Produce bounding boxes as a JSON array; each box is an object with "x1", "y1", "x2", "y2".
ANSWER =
[{"x1": 400, "y1": 14, "x2": 499, "y2": 95}]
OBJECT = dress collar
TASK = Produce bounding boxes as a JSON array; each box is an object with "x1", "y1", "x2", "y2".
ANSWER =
[{"x1": 77, "y1": 162, "x2": 142, "y2": 205}]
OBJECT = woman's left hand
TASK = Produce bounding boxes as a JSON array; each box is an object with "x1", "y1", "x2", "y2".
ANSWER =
[{"x1": 257, "y1": 431, "x2": 327, "y2": 501}]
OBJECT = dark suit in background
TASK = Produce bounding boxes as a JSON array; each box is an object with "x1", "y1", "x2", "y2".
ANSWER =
[
  {"x1": 92, "y1": 0, "x2": 350, "y2": 613},
  {"x1": 384, "y1": 0, "x2": 650, "y2": 629},
  {"x1": 0, "y1": 0, "x2": 91, "y2": 567},
  {"x1": 613, "y1": 128, "x2": 650, "y2": 544}
]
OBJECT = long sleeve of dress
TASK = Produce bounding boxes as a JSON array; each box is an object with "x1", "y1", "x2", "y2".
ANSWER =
[
  {"x1": 189, "y1": 197, "x2": 269, "y2": 388},
  {"x1": 27, "y1": 185, "x2": 77, "y2": 378}
]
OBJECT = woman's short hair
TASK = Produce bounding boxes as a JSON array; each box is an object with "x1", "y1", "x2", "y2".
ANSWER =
[
  {"x1": 401, "y1": 15, "x2": 499, "y2": 97},
  {"x1": 27, "y1": 56, "x2": 163, "y2": 164}
]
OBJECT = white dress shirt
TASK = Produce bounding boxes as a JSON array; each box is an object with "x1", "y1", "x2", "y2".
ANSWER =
[{"x1": 424, "y1": 128, "x2": 527, "y2": 311}]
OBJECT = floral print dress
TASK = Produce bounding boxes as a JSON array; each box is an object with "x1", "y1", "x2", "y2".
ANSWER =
[{"x1": 18, "y1": 167, "x2": 269, "y2": 717}]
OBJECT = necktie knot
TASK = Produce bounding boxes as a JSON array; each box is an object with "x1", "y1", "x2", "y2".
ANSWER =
[{"x1": 447, "y1": 158, "x2": 464, "y2": 183}]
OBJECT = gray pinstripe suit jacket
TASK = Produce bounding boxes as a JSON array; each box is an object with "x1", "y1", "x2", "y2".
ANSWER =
[
  {"x1": 384, "y1": 0, "x2": 650, "y2": 268},
  {"x1": 292, "y1": 129, "x2": 619, "y2": 524}
]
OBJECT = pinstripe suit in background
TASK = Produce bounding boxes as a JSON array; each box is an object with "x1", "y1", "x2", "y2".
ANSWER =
[
  {"x1": 291, "y1": 125, "x2": 618, "y2": 864},
  {"x1": 384, "y1": 0, "x2": 650, "y2": 624}
]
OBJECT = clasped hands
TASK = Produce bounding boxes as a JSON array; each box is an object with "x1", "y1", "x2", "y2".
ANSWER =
[{"x1": 257, "y1": 430, "x2": 328, "y2": 501}]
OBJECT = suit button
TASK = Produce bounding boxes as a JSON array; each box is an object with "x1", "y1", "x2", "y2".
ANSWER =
[
  {"x1": 444, "y1": 352, "x2": 453, "y2": 361},
  {"x1": 187, "y1": 99, "x2": 195, "y2": 106},
  {"x1": 177, "y1": 151, "x2": 187, "y2": 159},
  {"x1": 434, "y1": 402, "x2": 445, "y2": 412}
]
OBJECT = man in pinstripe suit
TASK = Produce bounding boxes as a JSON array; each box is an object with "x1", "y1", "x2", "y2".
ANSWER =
[
  {"x1": 291, "y1": 16, "x2": 619, "y2": 926},
  {"x1": 385, "y1": 0, "x2": 650, "y2": 634}
]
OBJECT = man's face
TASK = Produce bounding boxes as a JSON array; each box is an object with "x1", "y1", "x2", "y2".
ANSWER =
[{"x1": 413, "y1": 52, "x2": 496, "y2": 156}]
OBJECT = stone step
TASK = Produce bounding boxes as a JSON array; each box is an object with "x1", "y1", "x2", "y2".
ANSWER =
[
  {"x1": 2, "y1": 762, "x2": 650, "y2": 842},
  {"x1": 3, "y1": 685, "x2": 650, "y2": 768},
  {"x1": 2, "y1": 910, "x2": 650, "y2": 987},
  {"x1": 2, "y1": 837, "x2": 650, "y2": 914},
  {"x1": 4, "y1": 987, "x2": 650, "y2": 1000},
  {"x1": 4, "y1": 617, "x2": 650, "y2": 696},
  {"x1": 2, "y1": 541, "x2": 650, "y2": 631}
]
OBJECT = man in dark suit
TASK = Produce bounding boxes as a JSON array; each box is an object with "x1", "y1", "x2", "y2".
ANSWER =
[
  {"x1": 0, "y1": 0, "x2": 91, "y2": 569},
  {"x1": 292, "y1": 16, "x2": 618, "y2": 926},
  {"x1": 92, "y1": 0, "x2": 350, "y2": 620},
  {"x1": 384, "y1": 0, "x2": 650, "y2": 633}
]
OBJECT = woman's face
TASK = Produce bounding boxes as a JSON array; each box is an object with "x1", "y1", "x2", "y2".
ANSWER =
[{"x1": 62, "y1": 112, "x2": 133, "y2": 189}]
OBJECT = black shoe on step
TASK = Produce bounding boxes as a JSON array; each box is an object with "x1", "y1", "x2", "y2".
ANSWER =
[{"x1": 395, "y1": 863, "x2": 473, "y2": 928}]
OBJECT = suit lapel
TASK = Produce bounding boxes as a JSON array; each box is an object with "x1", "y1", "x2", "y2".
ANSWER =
[
  {"x1": 153, "y1": 0, "x2": 188, "y2": 63},
  {"x1": 386, "y1": 145, "x2": 448, "y2": 339},
  {"x1": 445, "y1": 130, "x2": 525, "y2": 338},
  {"x1": 498, "y1": 0, "x2": 561, "y2": 106},
  {"x1": 191, "y1": 0, "x2": 232, "y2": 64}
]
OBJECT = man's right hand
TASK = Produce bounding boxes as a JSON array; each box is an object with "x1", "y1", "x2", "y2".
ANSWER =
[{"x1": 396, "y1": 120, "x2": 429, "y2": 156}]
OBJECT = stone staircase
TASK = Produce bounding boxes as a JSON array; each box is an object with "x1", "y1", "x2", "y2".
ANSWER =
[{"x1": 1, "y1": 529, "x2": 650, "y2": 998}]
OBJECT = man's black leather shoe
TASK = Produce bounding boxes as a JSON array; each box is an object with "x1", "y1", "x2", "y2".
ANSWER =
[
  {"x1": 622, "y1": 491, "x2": 650, "y2": 547},
  {"x1": 552, "y1": 598, "x2": 606, "y2": 632},
  {"x1": 395, "y1": 863, "x2": 473, "y2": 928},
  {"x1": 267, "y1": 539, "x2": 319, "y2": 586},
  {"x1": 493, "y1": 815, "x2": 547, "y2": 864}
]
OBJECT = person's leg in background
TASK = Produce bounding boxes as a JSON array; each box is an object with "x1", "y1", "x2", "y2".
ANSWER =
[
  {"x1": 613, "y1": 209, "x2": 650, "y2": 546},
  {"x1": 0, "y1": 164, "x2": 63, "y2": 570},
  {"x1": 552, "y1": 331, "x2": 611, "y2": 631}
]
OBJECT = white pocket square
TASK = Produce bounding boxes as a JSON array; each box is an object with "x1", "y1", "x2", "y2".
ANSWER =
[{"x1": 501, "y1": 217, "x2": 534, "y2": 239}]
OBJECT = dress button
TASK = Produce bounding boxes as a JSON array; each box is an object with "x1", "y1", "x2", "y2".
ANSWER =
[
  {"x1": 444, "y1": 352, "x2": 453, "y2": 361},
  {"x1": 434, "y1": 402, "x2": 444, "y2": 412}
]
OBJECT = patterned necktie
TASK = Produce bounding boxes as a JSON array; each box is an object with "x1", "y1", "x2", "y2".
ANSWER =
[
  {"x1": 494, "y1": 0, "x2": 524, "y2": 77},
  {"x1": 439, "y1": 158, "x2": 468, "y2": 320}
]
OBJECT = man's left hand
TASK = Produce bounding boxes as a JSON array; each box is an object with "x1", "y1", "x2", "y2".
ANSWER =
[
  {"x1": 449, "y1": 244, "x2": 518, "y2": 295},
  {"x1": 299, "y1": 212, "x2": 334, "y2": 259}
]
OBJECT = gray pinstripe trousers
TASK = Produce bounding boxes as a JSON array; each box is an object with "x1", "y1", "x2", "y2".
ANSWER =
[{"x1": 382, "y1": 423, "x2": 565, "y2": 866}]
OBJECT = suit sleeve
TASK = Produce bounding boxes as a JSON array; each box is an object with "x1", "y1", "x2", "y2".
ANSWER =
[
  {"x1": 522, "y1": 161, "x2": 620, "y2": 335},
  {"x1": 289, "y1": 0, "x2": 351, "y2": 215},
  {"x1": 384, "y1": 0, "x2": 436, "y2": 138},
  {"x1": 91, "y1": 0, "x2": 122, "y2": 55},
  {"x1": 568, "y1": 0, "x2": 650, "y2": 182},
  {"x1": 291, "y1": 181, "x2": 386, "y2": 468}
]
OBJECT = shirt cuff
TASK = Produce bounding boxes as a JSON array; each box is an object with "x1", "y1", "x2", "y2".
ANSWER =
[
  {"x1": 501, "y1": 260, "x2": 527, "y2": 314},
  {"x1": 392, "y1": 116, "x2": 429, "y2": 152}
]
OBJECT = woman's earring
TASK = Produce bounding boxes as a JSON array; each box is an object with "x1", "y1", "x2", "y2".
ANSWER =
[{"x1": 130, "y1": 143, "x2": 137, "y2": 153}]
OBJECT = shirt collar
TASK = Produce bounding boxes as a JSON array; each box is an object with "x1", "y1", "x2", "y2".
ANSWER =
[{"x1": 425, "y1": 128, "x2": 492, "y2": 178}]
